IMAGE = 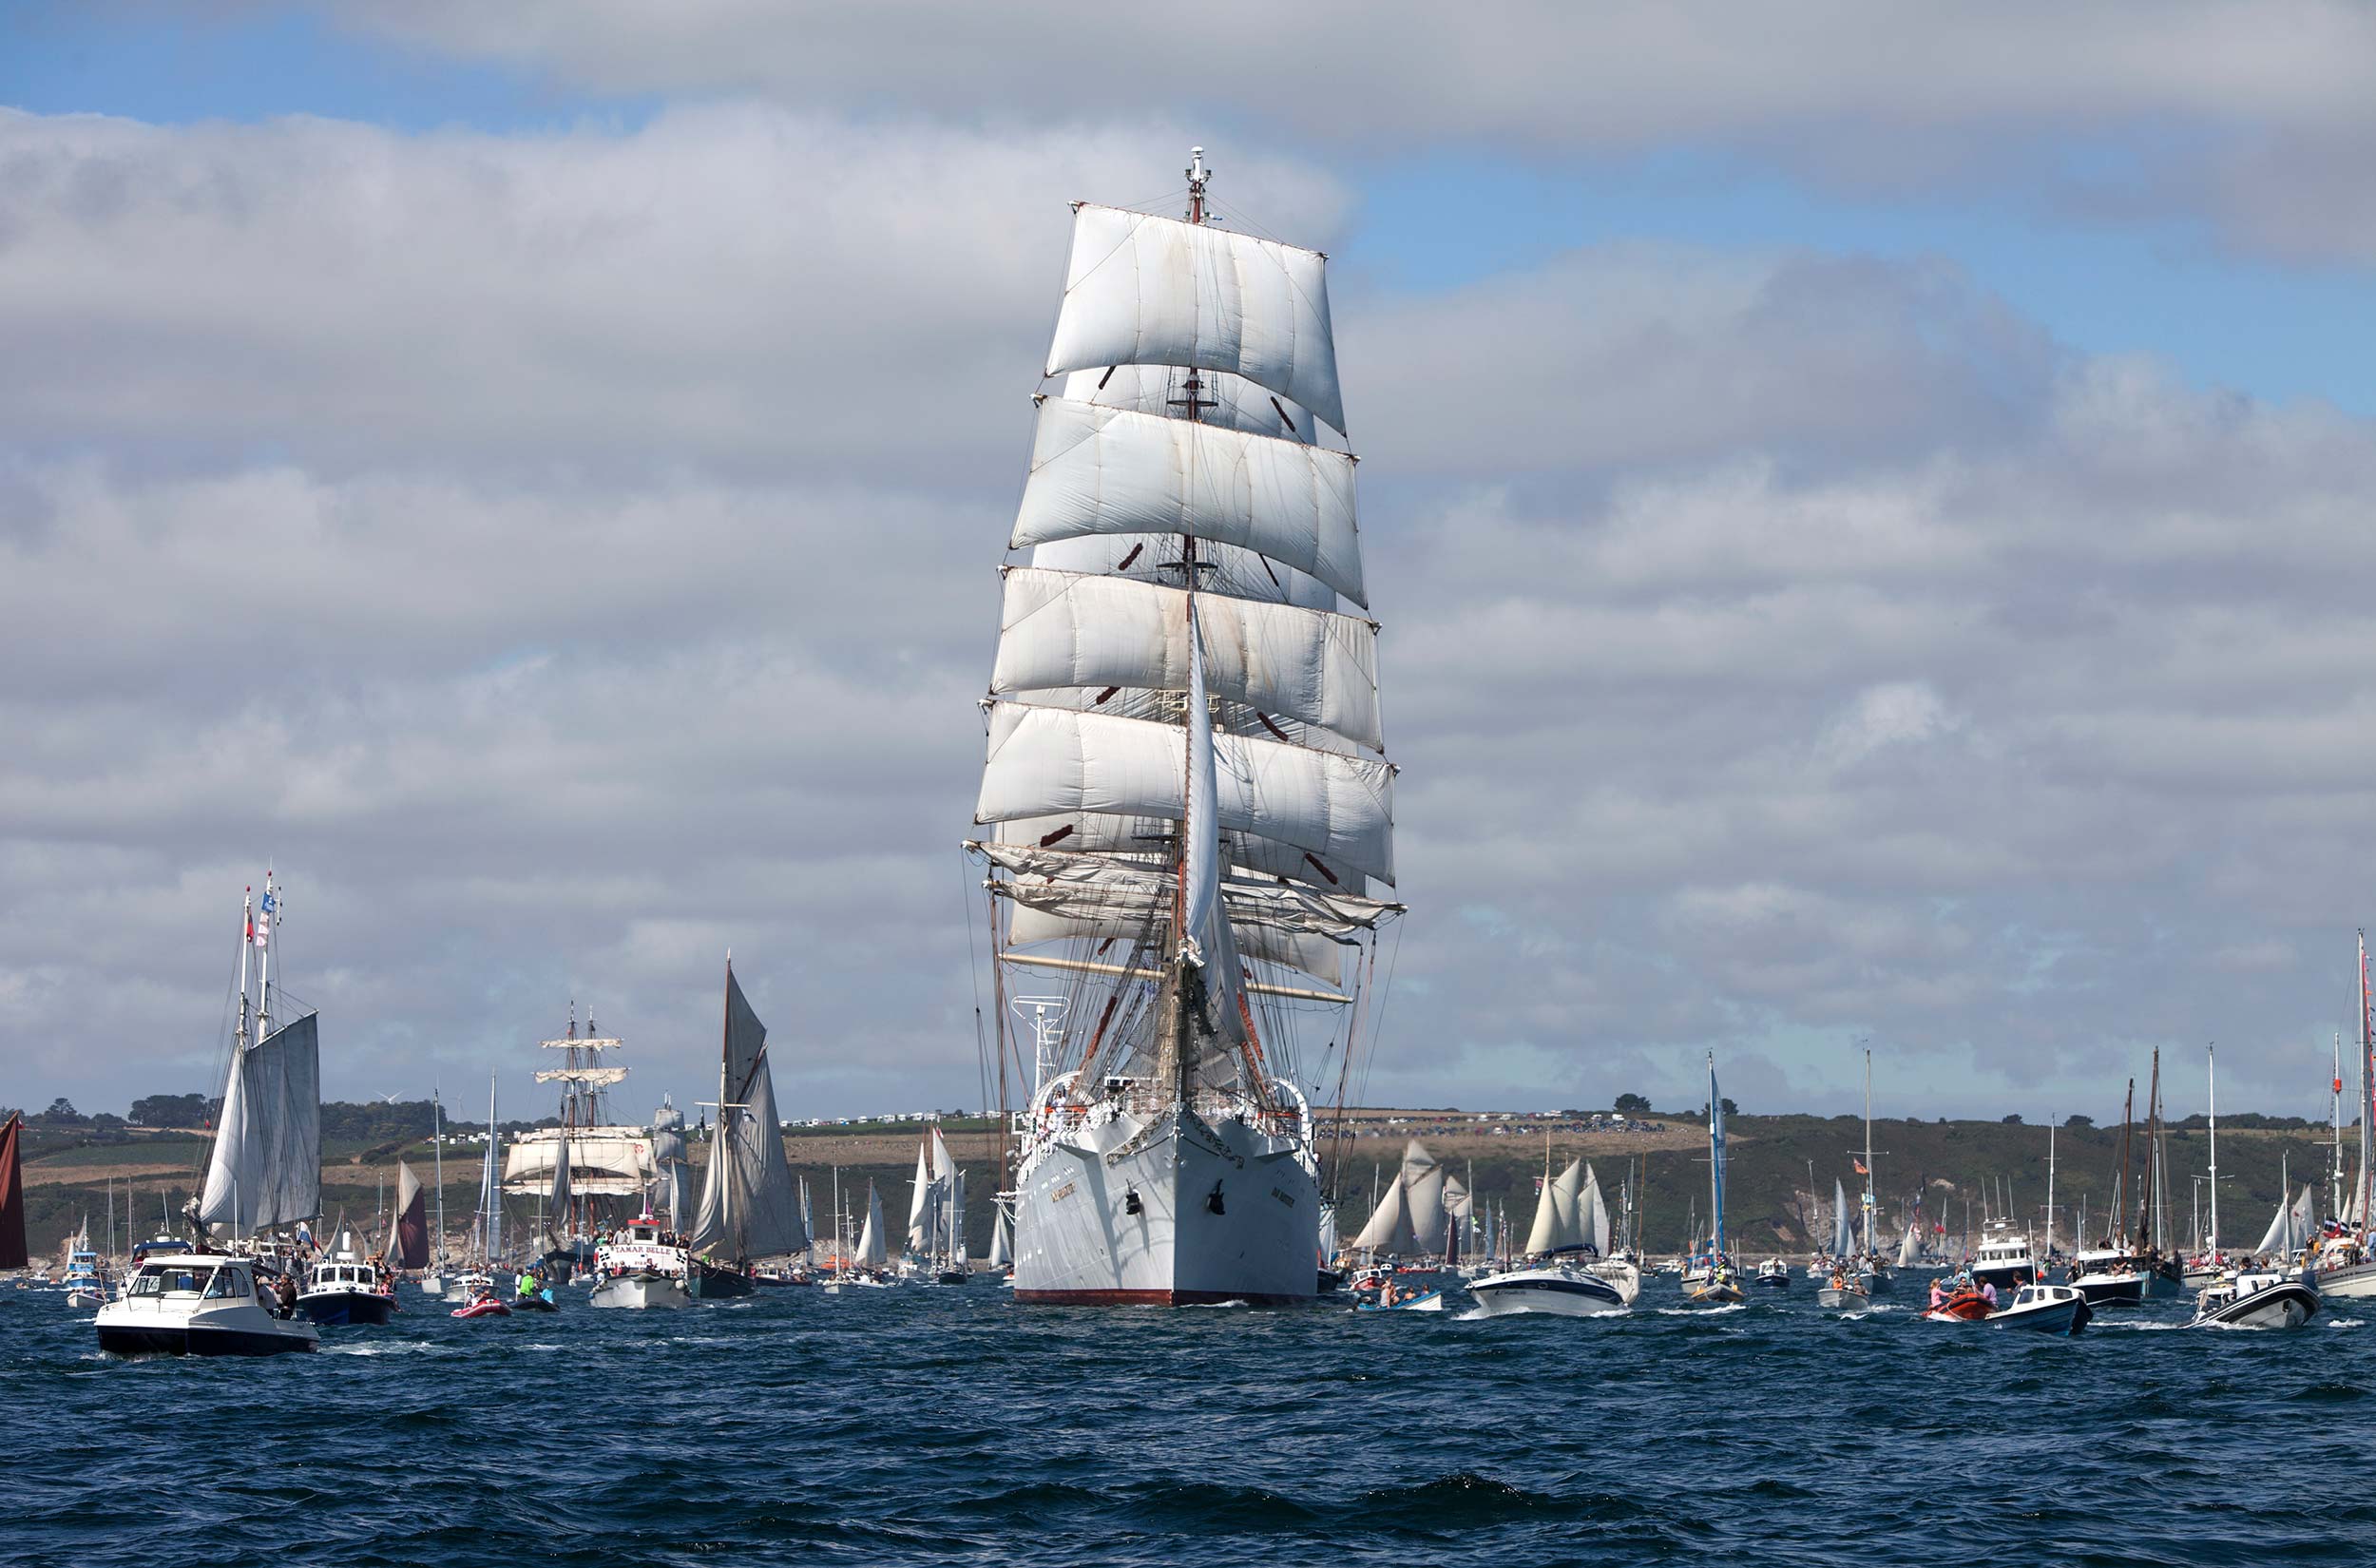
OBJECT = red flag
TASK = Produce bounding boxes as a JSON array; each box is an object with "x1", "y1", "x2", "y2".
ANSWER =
[{"x1": 1853, "y1": 1159, "x2": 1868, "y2": 1176}]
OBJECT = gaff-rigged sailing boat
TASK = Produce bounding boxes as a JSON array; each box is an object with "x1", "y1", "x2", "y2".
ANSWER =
[
  {"x1": 686, "y1": 959, "x2": 808, "y2": 1294},
  {"x1": 904, "y1": 1125, "x2": 969, "y2": 1283},
  {"x1": 966, "y1": 149, "x2": 1404, "y2": 1306},
  {"x1": 0, "y1": 1111, "x2": 26, "y2": 1272},
  {"x1": 193, "y1": 873, "x2": 321, "y2": 1252}
]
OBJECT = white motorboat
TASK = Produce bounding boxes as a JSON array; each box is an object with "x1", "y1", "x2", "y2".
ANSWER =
[
  {"x1": 1753, "y1": 1258, "x2": 1792, "y2": 1290},
  {"x1": 1923, "y1": 1281, "x2": 2091, "y2": 1334},
  {"x1": 96, "y1": 1253, "x2": 318, "y2": 1355},
  {"x1": 2192, "y1": 1269, "x2": 2319, "y2": 1329},
  {"x1": 1467, "y1": 1264, "x2": 1627, "y2": 1317}
]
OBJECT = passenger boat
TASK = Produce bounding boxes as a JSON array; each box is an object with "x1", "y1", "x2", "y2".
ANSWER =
[
  {"x1": 2191, "y1": 1269, "x2": 2319, "y2": 1329},
  {"x1": 95, "y1": 1252, "x2": 318, "y2": 1355},
  {"x1": 587, "y1": 1216, "x2": 694, "y2": 1310}
]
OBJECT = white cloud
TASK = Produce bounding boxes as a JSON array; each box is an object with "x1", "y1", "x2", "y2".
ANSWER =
[
  {"x1": 2, "y1": 102, "x2": 2372, "y2": 1126},
  {"x1": 332, "y1": 0, "x2": 2376, "y2": 262}
]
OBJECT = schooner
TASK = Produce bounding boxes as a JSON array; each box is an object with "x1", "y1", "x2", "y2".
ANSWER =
[{"x1": 967, "y1": 149, "x2": 1404, "y2": 1304}]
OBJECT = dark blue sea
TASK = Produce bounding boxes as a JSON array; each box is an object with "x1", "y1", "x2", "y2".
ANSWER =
[{"x1": 10, "y1": 1280, "x2": 2376, "y2": 1566}]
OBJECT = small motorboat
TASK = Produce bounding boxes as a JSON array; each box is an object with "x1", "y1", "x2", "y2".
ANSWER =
[
  {"x1": 1753, "y1": 1259, "x2": 1792, "y2": 1290},
  {"x1": 1923, "y1": 1287, "x2": 1994, "y2": 1322},
  {"x1": 1989, "y1": 1283, "x2": 2092, "y2": 1334},
  {"x1": 1356, "y1": 1288, "x2": 1445, "y2": 1312},
  {"x1": 1684, "y1": 1265, "x2": 1746, "y2": 1306},
  {"x1": 450, "y1": 1294, "x2": 512, "y2": 1319},
  {"x1": 2192, "y1": 1270, "x2": 2319, "y2": 1329},
  {"x1": 65, "y1": 1288, "x2": 109, "y2": 1310}
]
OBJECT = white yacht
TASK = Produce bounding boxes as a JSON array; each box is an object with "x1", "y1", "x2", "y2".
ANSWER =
[
  {"x1": 2192, "y1": 1268, "x2": 2319, "y2": 1329},
  {"x1": 95, "y1": 1253, "x2": 318, "y2": 1355}
]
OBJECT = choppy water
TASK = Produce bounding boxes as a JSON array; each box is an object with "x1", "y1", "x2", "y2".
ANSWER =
[{"x1": 10, "y1": 1279, "x2": 2376, "y2": 1566}]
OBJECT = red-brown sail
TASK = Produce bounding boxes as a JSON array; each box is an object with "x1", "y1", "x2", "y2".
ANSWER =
[{"x1": 0, "y1": 1112, "x2": 27, "y2": 1271}]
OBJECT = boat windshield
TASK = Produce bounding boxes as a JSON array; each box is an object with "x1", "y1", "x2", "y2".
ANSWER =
[
  {"x1": 201, "y1": 1267, "x2": 251, "y2": 1299},
  {"x1": 130, "y1": 1263, "x2": 212, "y2": 1297}
]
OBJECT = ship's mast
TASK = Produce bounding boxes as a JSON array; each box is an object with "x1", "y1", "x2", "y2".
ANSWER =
[
  {"x1": 2361, "y1": 930, "x2": 2373, "y2": 1241},
  {"x1": 2206, "y1": 1044, "x2": 2218, "y2": 1256}
]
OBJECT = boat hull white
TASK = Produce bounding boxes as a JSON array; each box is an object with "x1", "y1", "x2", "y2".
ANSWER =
[
  {"x1": 1467, "y1": 1267, "x2": 1626, "y2": 1316},
  {"x1": 588, "y1": 1272, "x2": 690, "y2": 1310},
  {"x1": 2309, "y1": 1259, "x2": 2376, "y2": 1300},
  {"x1": 2194, "y1": 1280, "x2": 2319, "y2": 1329},
  {"x1": 1011, "y1": 1103, "x2": 1318, "y2": 1306}
]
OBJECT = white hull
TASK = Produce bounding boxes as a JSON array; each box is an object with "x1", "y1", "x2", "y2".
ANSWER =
[
  {"x1": 2310, "y1": 1259, "x2": 2376, "y2": 1299},
  {"x1": 96, "y1": 1255, "x2": 318, "y2": 1355},
  {"x1": 588, "y1": 1272, "x2": 690, "y2": 1310},
  {"x1": 1011, "y1": 1102, "x2": 1318, "y2": 1305},
  {"x1": 1467, "y1": 1267, "x2": 1627, "y2": 1316}
]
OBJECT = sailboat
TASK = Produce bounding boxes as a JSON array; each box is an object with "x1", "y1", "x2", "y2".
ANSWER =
[
  {"x1": 2310, "y1": 933, "x2": 2376, "y2": 1298},
  {"x1": 684, "y1": 957, "x2": 808, "y2": 1293},
  {"x1": 188, "y1": 873, "x2": 322, "y2": 1265},
  {"x1": 1852, "y1": 1049, "x2": 1892, "y2": 1295},
  {"x1": 448, "y1": 1073, "x2": 509, "y2": 1304},
  {"x1": 0, "y1": 1111, "x2": 25, "y2": 1276},
  {"x1": 904, "y1": 1124, "x2": 971, "y2": 1283},
  {"x1": 1686, "y1": 1055, "x2": 1745, "y2": 1305},
  {"x1": 968, "y1": 148, "x2": 1402, "y2": 1305},
  {"x1": 505, "y1": 1005, "x2": 654, "y2": 1282}
]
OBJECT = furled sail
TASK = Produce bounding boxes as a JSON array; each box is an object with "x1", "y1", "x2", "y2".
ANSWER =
[
  {"x1": 199, "y1": 1012, "x2": 322, "y2": 1234},
  {"x1": 1060, "y1": 365, "x2": 1313, "y2": 446},
  {"x1": 392, "y1": 1158, "x2": 429, "y2": 1270},
  {"x1": 0, "y1": 1113, "x2": 25, "y2": 1272},
  {"x1": 690, "y1": 966, "x2": 808, "y2": 1261},
  {"x1": 1010, "y1": 399, "x2": 1365, "y2": 607},
  {"x1": 1831, "y1": 1179, "x2": 1853, "y2": 1256},
  {"x1": 1045, "y1": 203, "x2": 1345, "y2": 434},
  {"x1": 976, "y1": 702, "x2": 1396, "y2": 887},
  {"x1": 991, "y1": 568, "x2": 1382, "y2": 749},
  {"x1": 1351, "y1": 1170, "x2": 1417, "y2": 1254}
]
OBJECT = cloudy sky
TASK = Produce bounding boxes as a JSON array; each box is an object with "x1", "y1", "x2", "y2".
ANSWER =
[{"x1": 5, "y1": 2, "x2": 2373, "y2": 1125}]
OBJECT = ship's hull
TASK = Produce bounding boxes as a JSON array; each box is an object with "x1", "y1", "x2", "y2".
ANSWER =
[
  {"x1": 297, "y1": 1287, "x2": 397, "y2": 1327},
  {"x1": 589, "y1": 1272, "x2": 690, "y2": 1310},
  {"x1": 1011, "y1": 1103, "x2": 1318, "y2": 1306}
]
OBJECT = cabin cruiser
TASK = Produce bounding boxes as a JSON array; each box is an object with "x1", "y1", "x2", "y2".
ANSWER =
[
  {"x1": 2066, "y1": 1247, "x2": 2175, "y2": 1307},
  {"x1": 1969, "y1": 1222, "x2": 2038, "y2": 1293},
  {"x1": 95, "y1": 1253, "x2": 318, "y2": 1355},
  {"x1": 60, "y1": 1247, "x2": 109, "y2": 1308},
  {"x1": 1467, "y1": 1261, "x2": 1630, "y2": 1316},
  {"x1": 1753, "y1": 1258, "x2": 1792, "y2": 1289},
  {"x1": 297, "y1": 1244, "x2": 397, "y2": 1326},
  {"x1": 2191, "y1": 1269, "x2": 2320, "y2": 1329}
]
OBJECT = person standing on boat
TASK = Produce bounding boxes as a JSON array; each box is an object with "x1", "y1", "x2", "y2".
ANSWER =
[{"x1": 273, "y1": 1271, "x2": 298, "y2": 1319}]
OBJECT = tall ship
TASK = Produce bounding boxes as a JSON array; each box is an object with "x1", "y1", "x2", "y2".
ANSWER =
[
  {"x1": 501, "y1": 1005, "x2": 657, "y2": 1277},
  {"x1": 967, "y1": 149, "x2": 1404, "y2": 1305}
]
